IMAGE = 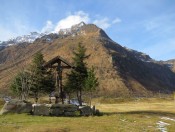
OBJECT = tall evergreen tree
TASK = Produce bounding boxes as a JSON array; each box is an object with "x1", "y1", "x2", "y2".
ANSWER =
[
  {"x1": 11, "y1": 52, "x2": 54, "y2": 103},
  {"x1": 65, "y1": 43, "x2": 88, "y2": 106},
  {"x1": 85, "y1": 67, "x2": 99, "y2": 106},
  {"x1": 29, "y1": 52, "x2": 54, "y2": 103}
]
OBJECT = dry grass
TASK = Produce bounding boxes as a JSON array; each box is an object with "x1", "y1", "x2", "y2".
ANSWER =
[{"x1": 0, "y1": 98, "x2": 175, "y2": 132}]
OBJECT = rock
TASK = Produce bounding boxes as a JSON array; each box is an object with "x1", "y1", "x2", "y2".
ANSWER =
[
  {"x1": 64, "y1": 111, "x2": 76, "y2": 116},
  {"x1": 79, "y1": 106, "x2": 92, "y2": 116},
  {"x1": 64, "y1": 105, "x2": 78, "y2": 112},
  {"x1": 51, "y1": 104, "x2": 78, "y2": 112},
  {"x1": 95, "y1": 109, "x2": 101, "y2": 116},
  {"x1": 50, "y1": 104, "x2": 78, "y2": 116},
  {"x1": 33, "y1": 104, "x2": 50, "y2": 116},
  {"x1": 0, "y1": 99, "x2": 32, "y2": 115},
  {"x1": 50, "y1": 108, "x2": 64, "y2": 116}
]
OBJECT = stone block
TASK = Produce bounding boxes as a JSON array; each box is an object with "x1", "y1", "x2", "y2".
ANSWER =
[
  {"x1": 51, "y1": 104, "x2": 78, "y2": 112},
  {"x1": 0, "y1": 100, "x2": 32, "y2": 115},
  {"x1": 64, "y1": 111, "x2": 76, "y2": 116},
  {"x1": 79, "y1": 106, "x2": 92, "y2": 116},
  {"x1": 50, "y1": 108, "x2": 64, "y2": 116},
  {"x1": 33, "y1": 104, "x2": 50, "y2": 116}
]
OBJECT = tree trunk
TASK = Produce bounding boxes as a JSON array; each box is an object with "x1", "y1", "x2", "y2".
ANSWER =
[
  {"x1": 89, "y1": 92, "x2": 92, "y2": 107},
  {"x1": 35, "y1": 97, "x2": 38, "y2": 104},
  {"x1": 49, "y1": 96, "x2": 51, "y2": 104},
  {"x1": 79, "y1": 89, "x2": 82, "y2": 106},
  {"x1": 76, "y1": 91, "x2": 79, "y2": 102},
  {"x1": 68, "y1": 93, "x2": 71, "y2": 104},
  {"x1": 35, "y1": 92, "x2": 38, "y2": 103},
  {"x1": 55, "y1": 96, "x2": 59, "y2": 104},
  {"x1": 76, "y1": 91, "x2": 80, "y2": 105},
  {"x1": 61, "y1": 96, "x2": 64, "y2": 104}
]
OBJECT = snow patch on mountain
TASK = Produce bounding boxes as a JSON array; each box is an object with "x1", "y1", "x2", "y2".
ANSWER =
[
  {"x1": 0, "y1": 32, "x2": 46, "y2": 47},
  {"x1": 58, "y1": 21, "x2": 86, "y2": 36},
  {"x1": 0, "y1": 22, "x2": 86, "y2": 47}
]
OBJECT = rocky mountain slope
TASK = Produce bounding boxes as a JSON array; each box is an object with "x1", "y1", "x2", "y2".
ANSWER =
[
  {"x1": 0, "y1": 22, "x2": 175, "y2": 97},
  {"x1": 159, "y1": 59, "x2": 175, "y2": 73}
]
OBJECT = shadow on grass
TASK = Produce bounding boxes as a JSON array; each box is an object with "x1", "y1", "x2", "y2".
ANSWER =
[{"x1": 102, "y1": 111, "x2": 175, "y2": 117}]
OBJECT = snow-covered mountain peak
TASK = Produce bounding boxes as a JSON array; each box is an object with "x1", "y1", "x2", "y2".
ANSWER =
[
  {"x1": 58, "y1": 21, "x2": 86, "y2": 36},
  {"x1": 71, "y1": 21, "x2": 86, "y2": 29},
  {"x1": 0, "y1": 32, "x2": 47, "y2": 47},
  {"x1": 0, "y1": 22, "x2": 86, "y2": 47}
]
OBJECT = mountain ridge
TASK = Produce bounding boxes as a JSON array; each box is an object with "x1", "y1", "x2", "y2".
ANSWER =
[
  {"x1": 0, "y1": 22, "x2": 87, "y2": 47},
  {"x1": 0, "y1": 22, "x2": 175, "y2": 97}
]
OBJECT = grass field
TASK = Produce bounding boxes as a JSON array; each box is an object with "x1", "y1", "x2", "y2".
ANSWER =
[{"x1": 0, "y1": 98, "x2": 175, "y2": 132}]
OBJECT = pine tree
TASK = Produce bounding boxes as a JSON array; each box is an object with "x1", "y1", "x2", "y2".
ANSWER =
[
  {"x1": 65, "y1": 43, "x2": 88, "y2": 106},
  {"x1": 64, "y1": 71, "x2": 77, "y2": 103},
  {"x1": 10, "y1": 52, "x2": 54, "y2": 102},
  {"x1": 85, "y1": 67, "x2": 99, "y2": 106},
  {"x1": 29, "y1": 52, "x2": 54, "y2": 103}
]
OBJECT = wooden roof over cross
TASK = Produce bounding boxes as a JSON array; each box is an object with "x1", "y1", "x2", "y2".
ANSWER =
[{"x1": 43, "y1": 56, "x2": 74, "y2": 69}]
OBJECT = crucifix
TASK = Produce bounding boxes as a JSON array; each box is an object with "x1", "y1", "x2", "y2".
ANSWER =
[{"x1": 43, "y1": 56, "x2": 74, "y2": 104}]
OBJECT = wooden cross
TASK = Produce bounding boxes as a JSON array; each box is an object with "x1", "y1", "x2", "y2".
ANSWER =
[{"x1": 43, "y1": 56, "x2": 74, "y2": 104}]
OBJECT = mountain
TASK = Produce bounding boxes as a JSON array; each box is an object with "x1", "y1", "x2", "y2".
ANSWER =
[
  {"x1": 0, "y1": 22, "x2": 175, "y2": 97},
  {"x1": 58, "y1": 22, "x2": 86, "y2": 36},
  {"x1": 0, "y1": 22, "x2": 86, "y2": 48},
  {"x1": 0, "y1": 32, "x2": 46, "y2": 48},
  {"x1": 159, "y1": 59, "x2": 175, "y2": 73}
]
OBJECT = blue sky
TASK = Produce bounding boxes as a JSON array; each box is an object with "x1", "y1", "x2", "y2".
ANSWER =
[{"x1": 0, "y1": 0, "x2": 175, "y2": 61}]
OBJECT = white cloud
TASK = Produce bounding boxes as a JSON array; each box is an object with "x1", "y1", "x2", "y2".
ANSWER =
[
  {"x1": 112, "y1": 18, "x2": 122, "y2": 24},
  {"x1": 0, "y1": 19, "x2": 34, "y2": 41},
  {"x1": 0, "y1": 10, "x2": 122, "y2": 41},
  {"x1": 52, "y1": 11, "x2": 121, "y2": 32},
  {"x1": 93, "y1": 18, "x2": 111, "y2": 29},
  {"x1": 144, "y1": 14, "x2": 175, "y2": 34},
  {"x1": 0, "y1": 26, "x2": 16, "y2": 41},
  {"x1": 145, "y1": 20, "x2": 161, "y2": 32},
  {"x1": 139, "y1": 14, "x2": 175, "y2": 60},
  {"x1": 93, "y1": 17, "x2": 122, "y2": 30},
  {"x1": 41, "y1": 20, "x2": 54, "y2": 33},
  {"x1": 54, "y1": 11, "x2": 90, "y2": 32}
]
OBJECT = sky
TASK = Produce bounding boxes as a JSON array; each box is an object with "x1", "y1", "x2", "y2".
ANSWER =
[{"x1": 0, "y1": 0, "x2": 175, "y2": 61}]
